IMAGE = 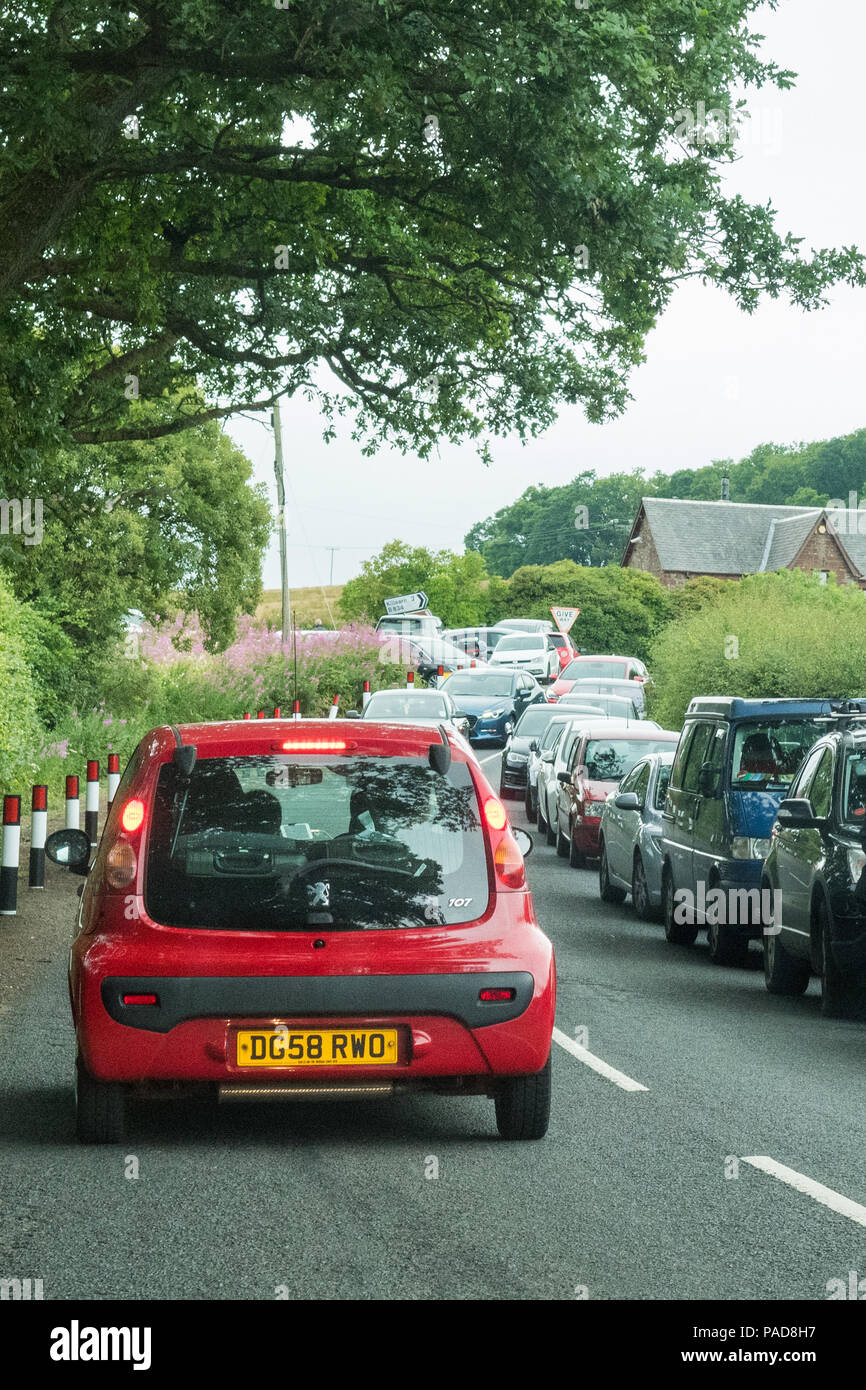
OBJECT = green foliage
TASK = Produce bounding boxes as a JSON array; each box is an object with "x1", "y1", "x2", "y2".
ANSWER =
[
  {"x1": 1, "y1": 2, "x2": 861, "y2": 461},
  {"x1": 0, "y1": 571, "x2": 44, "y2": 788},
  {"x1": 648, "y1": 571, "x2": 866, "y2": 729},
  {"x1": 500, "y1": 560, "x2": 672, "y2": 661},
  {"x1": 339, "y1": 541, "x2": 495, "y2": 627}
]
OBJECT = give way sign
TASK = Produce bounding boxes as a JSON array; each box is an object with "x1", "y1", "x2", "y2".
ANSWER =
[{"x1": 550, "y1": 606, "x2": 580, "y2": 634}]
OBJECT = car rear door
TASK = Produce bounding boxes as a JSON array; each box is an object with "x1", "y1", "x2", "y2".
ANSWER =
[
  {"x1": 664, "y1": 720, "x2": 707, "y2": 896},
  {"x1": 690, "y1": 721, "x2": 729, "y2": 905},
  {"x1": 606, "y1": 760, "x2": 649, "y2": 882},
  {"x1": 776, "y1": 744, "x2": 833, "y2": 945}
]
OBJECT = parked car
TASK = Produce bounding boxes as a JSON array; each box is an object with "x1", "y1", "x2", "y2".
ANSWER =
[
  {"x1": 47, "y1": 718, "x2": 555, "y2": 1143},
  {"x1": 500, "y1": 702, "x2": 567, "y2": 799},
  {"x1": 442, "y1": 626, "x2": 510, "y2": 661},
  {"x1": 489, "y1": 632, "x2": 560, "y2": 683},
  {"x1": 552, "y1": 676, "x2": 648, "y2": 714},
  {"x1": 441, "y1": 668, "x2": 546, "y2": 745},
  {"x1": 661, "y1": 697, "x2": 832, "y2": 965},
  {"x1": 761, "y1": 704, "x2": 866, "y2": 1018},
  {"x1": 555, "y1": 692, "x2": 643, "y2": 721},
  {"x1": 553, "y1": 722, "x2": 680, "y2": 867},
  {"x1": 597, "y1": 752, "x2": 675, "y2": 918},
  {"x1": 352, "y1": 687, "x2": 474, "y2": 740},
  {"x1": 525, "y1": 713, "x2": 578, "y2": 822}
]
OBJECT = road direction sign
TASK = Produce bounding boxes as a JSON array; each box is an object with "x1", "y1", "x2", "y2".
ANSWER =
[
  {"x1": 550, "y1": 606, "x2": 580, "y2": 634},
  {"x1": 384, "y1": 591, "x2": 429, "y2": 615}
]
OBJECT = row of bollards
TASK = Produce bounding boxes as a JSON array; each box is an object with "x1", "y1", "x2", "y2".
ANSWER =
[{"x1": 1, "y1": 755, "x2": 120, "y2": 917}]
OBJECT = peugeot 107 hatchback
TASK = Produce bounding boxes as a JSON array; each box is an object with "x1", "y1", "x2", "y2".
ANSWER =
[{"x1": 49, "y1": 720, "x2": 555, "y2": 1144}]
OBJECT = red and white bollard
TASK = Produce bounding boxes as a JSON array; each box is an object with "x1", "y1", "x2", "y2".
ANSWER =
[
  {"x1": 406, "y1": 669, "x2": 415, "y2": 690},
  {"x1": 0, "y1": 795, "x2": 21, "y2": 915},
  {"x1": 242, "y1": 711, "x2": 251, "y2": 720},
  {"x1": 328, "y1": 694, "x2": 340, "y2": 721},
  {"x1": 274, "y1": 707, "x2": 281, "y2": 718},
  {"x1": 65, "y1": 775, "x2": 80, "y2": 830},
  {"x1": 107, "y1": 753, "x2": 120, "y2": 809},
  {"x1": 362, "y1": 679, "x2": 371, "y2": 710},
  {"x1": 293, "y1": 699, "x2": 301, "y2": 721},
  {"x1": 29, "y1": 785, "x2": 47, "y2": 889},
  {"x1": 85, "y1": 760, "x2": 100, "y2": 848},
  {"x1": 257, "y1": 710, "x2": 265, "y2": 719}
]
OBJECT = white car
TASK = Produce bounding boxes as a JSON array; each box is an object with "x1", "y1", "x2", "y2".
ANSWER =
[
  {"x1": 524, "y1": 712, "x2": 576, "y2": 820},
  {"x1": 489, "y1": 632, "x2": 559, "y2": 683},
  {"x1": 535, "y1": 718, "x2": 597, "y2": 841}
]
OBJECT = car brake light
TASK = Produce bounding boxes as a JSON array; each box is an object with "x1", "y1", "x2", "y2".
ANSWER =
[
  {"x1": 106, "y1": 840, "x2": 137, "y2": 889},
  {"x1": 494, "y1": 837, "x2": 526, "y2": 889},
  {"x1": 479, "y1": 988, "x2": 516, "y2": 1002},
  {"x1": 484, "y1": 797, "x2": 507, "y2": 830},
  {"x1": 120, "y1": 799, "x2": 145, "y2": 833},
  {"x1": 281, "y1": 739, "x2": 347, "y2": 751},
  {"x1": 123, "y1": 993, "x2": 158, "y2": 1006}
]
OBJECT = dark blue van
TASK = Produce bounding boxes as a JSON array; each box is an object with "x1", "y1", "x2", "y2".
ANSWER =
[{"x1": 661, "y1": 698, "x2": 834, "y2": 966}]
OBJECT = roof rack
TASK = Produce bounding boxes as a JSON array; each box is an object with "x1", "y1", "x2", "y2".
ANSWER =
[{"x1": 816, "y1": 699, "x2": 866, "y2": 729}]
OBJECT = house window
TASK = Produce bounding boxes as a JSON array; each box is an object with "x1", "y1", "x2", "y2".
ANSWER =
[{"x1": 813, "y1": 570, "x2": 829, "y2": 585}]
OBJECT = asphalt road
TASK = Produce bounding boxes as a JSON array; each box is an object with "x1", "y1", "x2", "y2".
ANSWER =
[{"x1": 2, "y1": 751, "x2": 866, "y2": 1301}]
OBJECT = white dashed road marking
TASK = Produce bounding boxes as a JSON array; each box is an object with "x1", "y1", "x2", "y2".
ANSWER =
[
  {"x1": 741, "y1": 1156, "x2": 866, "y2": 1229},
  {"x1": 553, "y1": 1026, "x2": 649, "y2": 1093}
]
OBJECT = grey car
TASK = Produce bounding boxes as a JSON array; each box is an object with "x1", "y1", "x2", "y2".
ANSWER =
[{"x1": 598, "y1": 752, "x2": 675, "y2": 919}]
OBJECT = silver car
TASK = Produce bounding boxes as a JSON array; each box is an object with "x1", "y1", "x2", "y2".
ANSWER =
[{"x1": 598, "y1": 752, "x2": 675, "y2": 919}]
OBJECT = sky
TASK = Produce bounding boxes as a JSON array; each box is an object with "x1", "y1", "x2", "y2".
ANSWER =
[{"x1": 226, "y1": 0, "x2": 866, "y2": 594}]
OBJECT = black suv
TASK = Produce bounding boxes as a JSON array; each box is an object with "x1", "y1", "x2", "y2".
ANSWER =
[{"x1": 762, "y1": 704, "x2": 866, "y2": 1018}]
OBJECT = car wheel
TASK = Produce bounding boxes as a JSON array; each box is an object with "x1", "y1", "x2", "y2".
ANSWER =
[
  {"x1": 662, "y1": 868, "x2": 698, "y2": 945},
  {"x1": 569, "y1": 831, "x2": 584, "y2": 868},
  {"x1": 494, "y1": 1053, "x2": 551, "y2": 1141},
  {"x1": 763, "y1": 916, "x2": 810, "y2": 996},
  {"x1": 599, "y1": 841, "x2": 626, "y2": 903},
  {"x1": 546, "y1": 812, "x2": 557, "y2": 847},
  {"x1": 524, "y1": 784, "x2": 536, "y2": 823},
  {"x1": 632, "y1": 851, "x2": 656, "y2": 921},
  {"x1": 706, "y1": 913, "x2": 750, "y2": 967},
  {"x1": 556, "y1": 820, "x2": 570, "y2": 858},
  {"x1": 818, "y1": 899, "x2": 866, "y2": 1019},
  {"x1": 75, "y1": 1052, "x2": 125, "y2": 1144},
  {"x1": 537, "y1": 795, "x2": 548, "y2": 837}
]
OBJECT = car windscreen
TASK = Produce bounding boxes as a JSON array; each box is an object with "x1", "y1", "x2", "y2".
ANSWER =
[
  {"x1": 729, "y1": 719, "x2": 825, "y2": 791},
  {"x1": 563, "y1": 660, "x2": 628, "y2": 680},
  {"x1": 583, "y1": 739, "x2": 675, "y2": 782},
  {"x1": 445, "y1": 673, "x2": 513, "y2": 697},
  {"x1": 496, "y1": 635, "x2": 542, "y2": 652},
  {"x1": 515, "y1": 706, "x2": 557, "y2": 736},
  {"x1": 364, "y1": 693, "x2": 449, "y2": 719},
  {"x1": 145, "y1": 755, "x2": 489, "y2": 931}
]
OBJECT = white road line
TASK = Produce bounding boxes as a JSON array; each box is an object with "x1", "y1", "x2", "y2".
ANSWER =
[
  {"x1": 478, "y1": 752, "x2": 501, "y2": 764},
  {"x1": 741, "y1": 1157, "x2": 866, "y2": 1229},
  {"x1": 552, "y1": 1026, "x2": 648, "y2": 1093}
]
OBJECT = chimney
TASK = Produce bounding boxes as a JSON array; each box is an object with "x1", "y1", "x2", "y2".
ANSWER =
[{"x1": 720, "y1": 474, "x2": 730, "y2": 502}]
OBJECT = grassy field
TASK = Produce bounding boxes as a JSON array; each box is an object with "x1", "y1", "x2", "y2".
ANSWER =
[{"x1": 256, "y1": 584, "x2": 344, "y2": 629}]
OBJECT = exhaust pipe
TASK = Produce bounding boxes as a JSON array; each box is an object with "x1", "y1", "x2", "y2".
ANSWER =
[{"x1": 219, "y1": 1082, "x2": 396, "y2": 1102}]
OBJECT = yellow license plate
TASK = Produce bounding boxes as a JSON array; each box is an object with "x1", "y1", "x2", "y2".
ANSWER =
[{"x1": 235, "y1": 1027, "x2": 399, "y2": 1067}]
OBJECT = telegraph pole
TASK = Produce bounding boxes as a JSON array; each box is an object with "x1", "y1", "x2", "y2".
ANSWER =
[{"x1": 272, "y1": 397, "x2": 291, "y2": 646}]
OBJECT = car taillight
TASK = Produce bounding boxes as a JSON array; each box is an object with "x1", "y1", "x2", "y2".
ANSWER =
[
  {"x1": 494, "y1": 836, "x2": 526, "y2": 889},
  {"x1": 479, "y1": 988, "x2": 516, "y2": 1002},
  {"x1": 121, "y1": 798, "x2": 145, "y2": 833},
  {"x1": 106, "y1": 839, "x2": 137, "y2": 889},
  {"x1": 483, "y1": 797, "x2": 507, "y2": 831},
  {"x1": 123, "y1": 993, "x2": 158, "y2": 1006}
]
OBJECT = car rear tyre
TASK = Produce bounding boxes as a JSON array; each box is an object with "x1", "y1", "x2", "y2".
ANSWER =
[
  {"x1": 599, "y1": 842, "x2": 626, "y2": 903},
  {"x1": 763, "y1": 921, "x2": 810, "y2": 996},
  {"x1": 556, "y1": 822, "x2": 569, "y2": 858},
  {"x1": 632, "y1": 852, "x2": 656, "y2": 921},
  {"x1": 546, "y1": 812, "x2": 557, "y2": 847},
  {"x1": 494, "y1": 1054, "x2": 551, "y2": 1141},
  {"x1": 75, "y1": 1053, "x2": 125, "y2": 1144},
  {"x1": 706, "y1": 915, "x2": 750, "y2": 968},
  {"x1": 818, "y1": 899, "x2": 866, "y2": 1020},
  {"x1": 524, "y1": 785, "x2": 536, "y2": 823},
  {"x1": 536, "y1": 796, "x2": 548, "y2": 837},
  {"x1": 662, "y1": 869, "x2": 698, "y2": 945},
  {"x1": 569, "y1": 831, "x2": 585, "y2": 868}
]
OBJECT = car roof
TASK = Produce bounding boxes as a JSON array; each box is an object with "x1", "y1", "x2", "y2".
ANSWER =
[
  {"x1": 144, "y1": 718, "x2": 471, "y2": 760},
  {"x1": 576, "y1": 721, "x2": 678, "y2": 739},
  {"x1": 686, "y1": 697, "x2": 837, "y2": 718},
  {"x1": 568, "y1": 654, "x2": 642, "y2": 663}
]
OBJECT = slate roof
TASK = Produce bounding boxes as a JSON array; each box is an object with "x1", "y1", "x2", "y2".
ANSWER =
[{"x1": 626, "y1": 498, "x2": 866, "y2": 577}]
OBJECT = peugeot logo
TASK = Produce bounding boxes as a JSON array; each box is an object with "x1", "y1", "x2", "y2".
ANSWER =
[{"x1": 306, "y1": 881, "x2": 330, "y2": 908}]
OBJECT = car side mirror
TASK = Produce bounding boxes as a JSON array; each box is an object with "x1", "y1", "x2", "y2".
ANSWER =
[
  {"x1": 512, "y1": 828, "x2": 533, "y2": 858},
  {"x1": 777, "y1": 797, "x2": 822, "y2": 828},
  {"x1": 45, "y1": 828, "x2": 91, "y2": 875},
  {"x1": 698, "y1": 764, "x2": 720, "y2": 798},
  {"x1": 345, "y1": 709, "x2": 361, "y2": 719},
  {"x1": 529, "y1": 740, "x2": 538, "y2": 753},
  {"x1": 557, "y1": 771, "x2": 570, "y2": 785},
  {"x1": 614, "y1": 792, "x2": 640, "y2": 811}
]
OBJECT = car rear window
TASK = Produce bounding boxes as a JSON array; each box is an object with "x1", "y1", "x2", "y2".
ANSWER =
[
  {"x1": 145, "y1": 754, "x2": 490, "y2": 931},
  {"x1": 564, "y1": 659, "x2": 628, "y2": 680},
  {"x1": 364, "y1": 692, "x2": 448, "y2": 719},
  {"x1": 583, "y1": 739, "x2": 675, "y2": 781},
  {"x1": 515, "y1": 705, "x2": 557, "y2": 736}
]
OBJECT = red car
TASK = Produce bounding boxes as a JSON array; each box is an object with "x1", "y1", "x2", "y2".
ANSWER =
[
  {"x1": 549, "y1": 654, "x2": 649, "y2": 701},
  {"x1": 550, "y1": 721, "x2": 679, "y2": 866},
  {"x1": 48, "y1": 719, "x2": 555, "y2": 1143}
]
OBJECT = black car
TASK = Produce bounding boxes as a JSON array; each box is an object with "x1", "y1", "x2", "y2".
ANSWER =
[
  {"x1": 441, "y1": 668, "x2": 546, "y2": 746},
  {"x1": 500, "y1": 702, "x2": 565, "y2": 799},
  {"x1": 762, "y1": 705, "x2": 866, "y2": 1018}
]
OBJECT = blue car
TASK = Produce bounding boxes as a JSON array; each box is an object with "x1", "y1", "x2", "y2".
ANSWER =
[
  {"x1": 442, "y1": 668, "x2": 546, "y2": 746},
  {"x1": 661, "y1": 697, "x2": 838, "y2": 965}
]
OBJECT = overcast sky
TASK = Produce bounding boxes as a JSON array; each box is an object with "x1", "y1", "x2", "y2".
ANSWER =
[{"x1": 226, "y1": 0, "x2": 866, "y2": 595}]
